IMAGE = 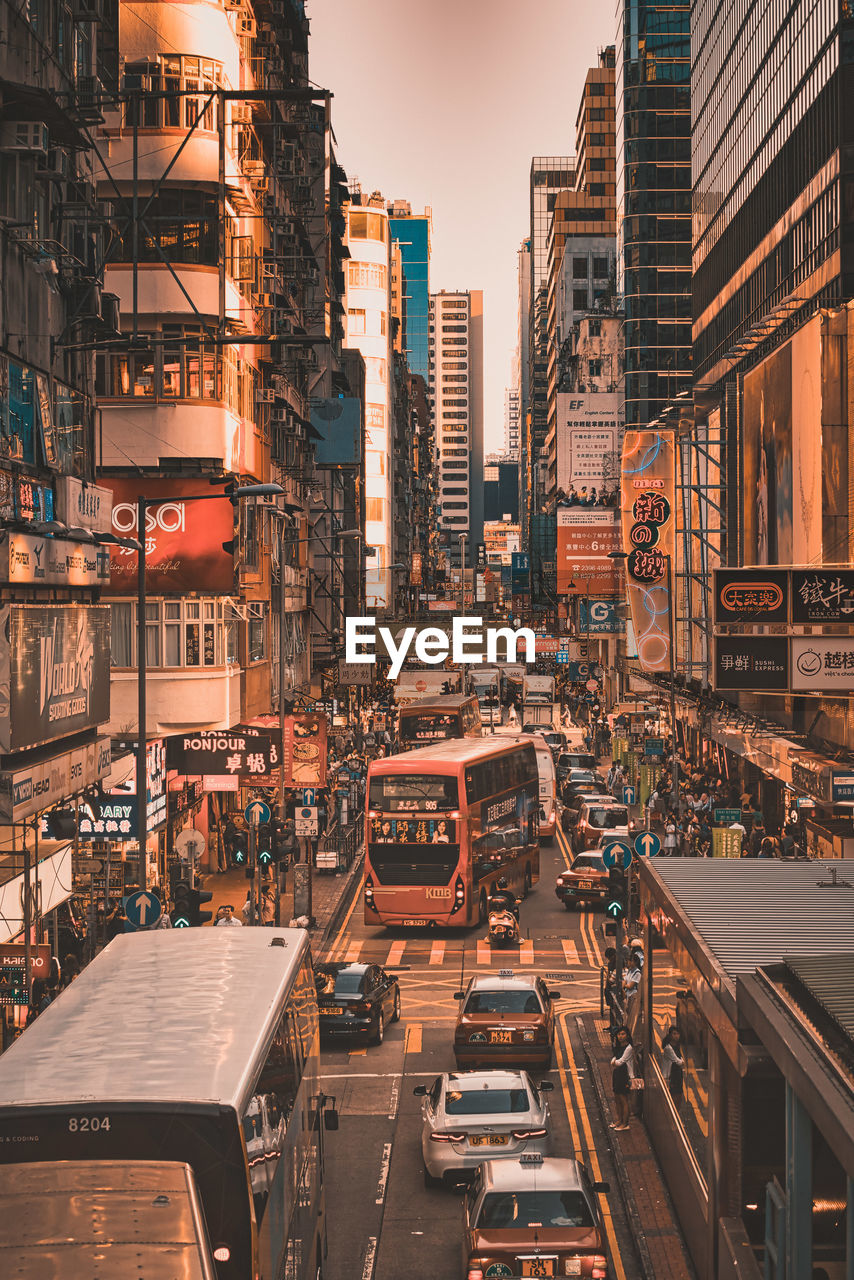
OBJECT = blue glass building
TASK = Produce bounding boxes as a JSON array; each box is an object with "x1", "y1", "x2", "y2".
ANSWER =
[{"x1": 388, "y1": 203, "x2": 431, "y2": 381}]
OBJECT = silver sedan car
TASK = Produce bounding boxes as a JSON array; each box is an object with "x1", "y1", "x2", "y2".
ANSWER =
[{"x1": 414, "y1": 1069, "x2": 555, "y2": 1187}]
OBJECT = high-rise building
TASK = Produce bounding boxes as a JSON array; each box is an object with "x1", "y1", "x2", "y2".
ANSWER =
[
  {"x1": 429, "y1": 290, "x2": 484, "y2": 569},
  {"x1": 615, "y1": 0, "x2": 692, "y2": 428},
  {"x1": 388, "y1": 202, "x2": 432, "y2": 382},
  {"x1": 504, "y1": 386, "x2": 521, "y2": 460},
  {"x1": 345, "y1": 194, "x2": 393, "y2": 609},
  {"x1": 517, "y1": 237, "x2": 532, "y2": 529}
]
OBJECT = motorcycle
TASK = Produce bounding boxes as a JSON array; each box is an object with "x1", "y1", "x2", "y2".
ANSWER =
[{"x1": 487, "y1": 907, "x2": 520, "y2": 948}]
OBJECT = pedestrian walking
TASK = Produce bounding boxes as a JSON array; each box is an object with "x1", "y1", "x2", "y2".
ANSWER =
[
  {"x1": 215, "y1": 905, "x2": 243, "y2": 927},
  {"x1": 662, "y1": 1026, "x2": 684, "y2": 1107},
  {"x1": 610, "y1": 1027, "x2": 635, "y2": 1131},
  {"x1": 27, "y1": 977, "x2": 53, "y2": 1025}
]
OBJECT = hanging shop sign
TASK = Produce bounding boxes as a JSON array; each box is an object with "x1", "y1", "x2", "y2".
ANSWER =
[
  {"x1": 620, "y1": 429, "x2": 676, "y2": 673},
  {"x1": 0, "y1": 737, "x2": 111, "y2": 823},
  {"x1": 579, "y1": 599, "x2": 623, "y2": 633},
  {"x1": 1, "y1": 531, "x2": 110, "y2": 587},
  {"x1": 713, "y1": 636, "x2": 789, "y2": 692},
  {"x1": 0, "y1": 844, "x2": 73, "y2": 946},
  {"x1": 0, "y1": 605, "x2": 111, "y2": 753},
  {"x1": 791, "y1": 637, "x2": 854, "y2": 693},
  {"x1": 831, "y1": 773, "x2": 854, "y2": 803},
  {"x1": 0, "y1": 469, "x2": 54, "y2": 524},
  {"x1": 556, "y1": 508, "x2": 622, "y2": 594},
  {"x1": 713, "y1": 568, "x2": 789, "y2": 626},
  {"x1": 790, "y1": 756, "x2": 833, "y2": 804},
  {"x1": 165, "y1": 729, "x2": 279, "y2": 777},
  {"x1": 77, "y1": 739, "x2": 167, "y2": 840},
  {"x1": 712, "y1": 828, "x2": 743, "y2": 858},
  {"x1": 104, "y1": 478, "x2": 234, "y2": 594},
  {"x1": 282, "y1": 713, "x2": 328, "y2": 788},
  {"x1": 791, "y1": 569, "x2": 854, "y2": 624},
  {"x1": 54, "y1": 476, "x2": 113, "y2": 534}
]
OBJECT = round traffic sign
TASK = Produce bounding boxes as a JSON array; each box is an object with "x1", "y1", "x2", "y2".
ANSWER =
[
  {"x1": 123, "y1": 890, "x2": 162, "y2": 930},
  {"x1": 174, "y1": 828, "x2": 206, "y2": 863},
  {"x1": 602, "y1": 840, "x2": 633, "y2": 870},
  {"x1": 634, "y1": 830, "x2": 661, "y2": 858},
  {"x1": 245, "y1": 799, "x2": 271, "y2": 827},
  {"x1": 585, "y1": 679, "x2": 599, "y2": 692}
]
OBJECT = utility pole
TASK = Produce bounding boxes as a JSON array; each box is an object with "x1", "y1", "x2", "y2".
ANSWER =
[
  {"x1": 666, "y1": 553, "x2": 679, "y2": 814},
  {"x1": 248, "y1": 820, "x2": 257, "y2": 925}
]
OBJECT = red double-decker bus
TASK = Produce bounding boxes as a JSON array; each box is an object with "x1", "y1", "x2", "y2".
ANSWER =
[
  {"x1": 364, "y1": 738, "x2": 539, "y2": 929},
  {"x1": 397, "y1": 694, "x2": 482, "y2": 749}
]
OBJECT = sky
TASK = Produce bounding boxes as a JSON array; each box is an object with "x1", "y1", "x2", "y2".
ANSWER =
[{"x1": 309, "y1": 0, "x2": 616, "y2": 454}]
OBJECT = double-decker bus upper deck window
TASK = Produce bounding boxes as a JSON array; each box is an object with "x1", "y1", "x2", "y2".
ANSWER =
[{"x1": 369, "y1": 774, "x2": 459, "y2": 811}]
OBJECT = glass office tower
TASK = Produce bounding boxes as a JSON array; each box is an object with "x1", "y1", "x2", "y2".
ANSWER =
[
  {"x1": 388, "y1": 203, "x2": 431, "y2": 382},
  {"x1": 615, "y1": 0, "x2": 692, "y2": 427}
]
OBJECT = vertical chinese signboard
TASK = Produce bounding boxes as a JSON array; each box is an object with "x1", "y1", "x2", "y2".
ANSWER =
[{"x1": 620, "y1": 429, "x2": 676, "y2": 672}]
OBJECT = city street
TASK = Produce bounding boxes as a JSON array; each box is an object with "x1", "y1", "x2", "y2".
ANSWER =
[{"x1": 318, "y1": 830, "x2": 643, "y2": 1280}]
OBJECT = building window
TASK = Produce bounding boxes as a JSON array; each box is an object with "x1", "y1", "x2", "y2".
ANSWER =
[
  {"x1": 442, "y1": 361, "x2": 468, "y2": 370},
  {"x1": 111, "y1": 189, "x2": 219, "y2": 265},
  {"x1": 572, "y1": 289, "x2": 589, "y2": 311},
  {"x1": 348, "y1": 308, "x2": 366, "y2": 335},
  {"x1": 572, "y1": 257, "x2": 588, "y2": 278},
  {"x1": 441, "y1": 298, "x2": 467, "y2": 309},
  {"x1": 442, "y1": 337, "x2": 467, "y2": 346},
  {"x1": 348, "y1": 261, "x2": 387, "y2": 290},
  {"x1": 442, "y1": 324, "x2": 467, "y2": 332},
  {"x1": 442, "y1": 399, "x2": 468, "y2": 407},
  {"x1": 98, "y1": 326, "x2": 255, "y2": 415},
  {"x1": 123, "y1": 56, "x2": 223, "y2": 130},
  {"x1": 348, "y1": 210, "x2": 387, "y2": 242},
  {"x1": 588, "y1": 359, "x2": 602, "y2": 378},
  {"x1": 442, "y1": 448, "x2": 468, "y2": 457},
  {"x1": 442, "y1": 502, "x2": 469, "y2": 510},
  {"x1": 443, "y1": 374, "x2": 468, "y2": 382},
  {"x1": 110, "y1": 599, "x2": 229, "y2": 669},
  {"x1": 593, "y1": 256, "x2": 609, "y2": 278},
  {"x1": 443, "y1": 412, "x2": 468, "y2": 420},
  {"x1": 588, "y1": 319, "x2": 602, "y2": 337},
  {"x1": 366, "y1": 496, "x2": 386, "y2": 522},
  {"x1": 247, "y1": 602, "x2": 267, "y2": 663}
]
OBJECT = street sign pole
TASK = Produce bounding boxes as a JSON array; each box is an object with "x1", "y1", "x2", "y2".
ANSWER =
[{"x1": 249, "y1": 821, "x2": 257, "y2": 926}]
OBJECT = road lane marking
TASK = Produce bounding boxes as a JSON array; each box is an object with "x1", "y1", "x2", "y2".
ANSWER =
[
  {"x1": 376, "y1": 1141, "x2": 392, "y2": 1204},
  {"x1": 519, "y1": 937, "x2": 534, "y2": 964},
  {"x1": 476, "y1": 939, "x2": 492, "y2": 965},
  {"x1": 556, "y1": 823, "x2": 573, "y2": 868},
  {"x1": 405, "y1": 1022, "x2": 422, "y2": 1054},
  {"x1": 556, "y1": 1016, "x2": 628, "y2": 1280},
  {"x1": 578, "y1": 914, "x2": 597, "y2": 968},
  {"x1": 361, "y1": 1236, "x2": 378, "y2": 1280},
  {"x1": 345, "y1": 939, "x2": 362, "y2": 963},
  {"x1": 349, "y1": 1047, "x2": 367, "y2": 1057},
  {"x1": 386, "y1": 940, "x2": 405, "y2": 966},
  {"x1": 387, "y1": 1075, "x2": 400, "y2": 1120},
  {"x1": 328, "y1": 871, "x2": 363, "y2": 960},
  {"x1": 562, "y1": 938, "x2": 581, "y2": 965},
  {"x1": 429, "y1": 939, "x2": 445, "y2": 965}
]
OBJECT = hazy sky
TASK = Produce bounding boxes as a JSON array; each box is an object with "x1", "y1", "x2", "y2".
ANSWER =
[{"x1": 309, "y1": 0, "x2": 616, "y2": 454}]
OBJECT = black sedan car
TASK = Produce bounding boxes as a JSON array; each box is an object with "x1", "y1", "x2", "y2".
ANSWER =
[{"x1": 315, "y1": 962, "x2": 401, "y2": 1045}]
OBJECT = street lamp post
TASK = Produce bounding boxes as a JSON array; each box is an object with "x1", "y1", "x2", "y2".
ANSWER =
[
  {"x1": 135, "y1": 483, "x2": 283, "y2": 892},
  {"x1": 459, "y1": 534, "x2": 466, "y2": 614}
]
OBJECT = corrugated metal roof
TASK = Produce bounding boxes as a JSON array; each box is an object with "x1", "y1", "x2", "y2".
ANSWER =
[
  {"x1": 644, "y1": 860, "x2": 854, "y2": 983},
  {"x1": 783, "y1": 953, "x2": 854, "y2": 1044}
]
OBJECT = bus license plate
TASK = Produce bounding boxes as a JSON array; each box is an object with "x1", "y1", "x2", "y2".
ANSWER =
[
  {"x1": 520, "y1": 1259, "x2": 556, "y2": 1277},
  {"x1": 403, "y1": 919, "x2": 427, "y2": 927},
  {"x1": 489, "y1": 1030, "x2": 512, "y2": 1044},
  {"x1": 426, "y1": 887, "x2": 451, "y2": 899}
]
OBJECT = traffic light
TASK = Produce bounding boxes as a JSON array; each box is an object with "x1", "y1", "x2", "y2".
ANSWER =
[
  {"x1": 606, "y1": 866, "x2": 628, "y2": 922},
  {"x1": 171, "y1": 881, "x2": 193, "y2": 928},
  {"x1": 232, "y1": 835, "x2": 247, "y2": 866},
  {"x1": 170, "y1": 882, "x2": 213, "y2": 926},
  {"x1": 257, "y1": 823, "x2": 273, "y2": 869}
]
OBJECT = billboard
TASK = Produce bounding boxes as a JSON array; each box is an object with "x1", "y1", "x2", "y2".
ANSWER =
[
  {"x1": 714, "y1": 636, "x2": 789, "y2": 691},
  {"x1": 282, "y1": 713, "x2": 327, "y2": 787},
  {"x1": 554, "y1": 392, "x2": 621, "y2": 503},
  {"x1": 741, "y1": 318, "x2": 822, "y2": 569},
  {"x1": 310, "y1": 397, "x2": 362, "y2": 466},
  {"x1": 713, "y1": 568, "x2": 789, "y2": 626},
  {"x1": 791, "y1": 638, "x2": 854, "y2": 693},
  {"x1": 1, "y1": 531, "x2": 110, "y2": 587},
  {"x1": 579, "y1": 599, "x2": 623, "y2": 633},
  {"x1": 165, "y1": 729, "x2": 279, "y2": 777},
  {"x1": 556, "y1": 508, "x2": 621, "y2": 593},
  {"x1": 0, "y1": 605, "x2": 111, "y2": 753},
  {"x1": 105, "y1": 478, "x2": 234, "y2": 594},
  {"x1": 0, "y1": 737, "x2": 111, "y2": 823},
  {"x1": 792, "y1": 569, "x2": 854, "y2": 624},
  {"x1": 620, "y1": 429, "x2": 676, "y2": 670}
]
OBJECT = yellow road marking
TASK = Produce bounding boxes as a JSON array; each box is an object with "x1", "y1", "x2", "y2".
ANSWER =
[
  {"x1": 328, "y1": 872, "x2": 363, "y2": 960},
  {"x1": 578, "y1": 913, "x2": 597, "y2": 968},
  {"x1": 476, "y1": 939, "x2": 492, "y2": 965},
  {"x1": 349, "y1": 1047, "x2": 367, "y2": 1057},
  {"x1": 556, "y1": 823, "x2": 573, "y2": 868},
  {"x1": 429, "y1": 940, "x2": 445, "y2": 966},
  {"x1": 556, "y1": 1016, "x2": 628, "y2": 1280},
  {"x1": 345, "y1": 939, "x2": 362, "y2": 963},
  {"x1": 562, "y1": 938, "x2": 581, "y2": 965},
  {"x1": 404, "y1": 1022, "x2": 422, "y2": 1053},
  {"x1": 581, "y1": 910, "x2": 604, "y2": 968},
  {"x1": 386, "y1": 941, "x2": 405, "y2": 966},
  {"x1": 519, "y1": 938, "x2": 534, "y2": 964}
]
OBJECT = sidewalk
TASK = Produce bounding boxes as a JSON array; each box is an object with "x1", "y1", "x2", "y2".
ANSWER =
[
  {"x1": 577, "y1": 1012, "x2": 696, "y2": 1280},
  {"x1": 200, "y1": 852, "x2": 363, "y2": 954}
]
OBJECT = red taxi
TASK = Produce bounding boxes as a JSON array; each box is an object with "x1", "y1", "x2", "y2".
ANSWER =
[{"x1": 453, "y1": 973, "x2": 560, "y2": 1071}]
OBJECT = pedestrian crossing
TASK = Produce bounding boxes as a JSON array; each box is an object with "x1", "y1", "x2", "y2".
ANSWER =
[{"x1": 334, "y1": 931, "x2": 602, "y2": 972}]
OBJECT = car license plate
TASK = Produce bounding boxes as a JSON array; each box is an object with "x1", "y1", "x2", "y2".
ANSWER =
[
  {"x1": 469, "y1": 1134, "x2": 508, "y2": 1147},
  {"x1": 402, "y1": 918, "x2": 427, "y2": 926},
  {"x1": 578, "y1": 880, "x2": 593, "y2": 889},
  {"x1": 520, "y1": 1259, "x2": 556, "y2": 1277},
  {"x1": 489, "y1": 1030, "x2": 513, "y2": 1044},
  {"x1": 323, "y1": 1006, "x2": 344, "y2": 1015}
]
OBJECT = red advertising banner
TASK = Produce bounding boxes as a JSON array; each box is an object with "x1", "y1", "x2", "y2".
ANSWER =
[
  {"x1": 556, "y1": 508, "x2": 622, "y2": 593},
  {"x1": 620, "y1": 429, "x2": 676, "y2": 672},
  {"x1": 104, "y1": 478, "x2": 234, "y2": 594},
  {"x1": 282, "y1": 713, "x2": 327, "y2": 787}
]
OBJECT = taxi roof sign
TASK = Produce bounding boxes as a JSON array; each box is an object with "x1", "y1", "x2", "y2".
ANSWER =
[
  {"x1": 520, "y1": 1153, "x2": 544, "y2": 1165},
  {"x1": 498, "y1": 969, "x2": 514, "y2": 978}
]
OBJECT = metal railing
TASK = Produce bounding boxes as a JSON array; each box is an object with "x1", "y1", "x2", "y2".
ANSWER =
[{"x1": 315, "y1": 811, "x2": 363, "y2": 874}]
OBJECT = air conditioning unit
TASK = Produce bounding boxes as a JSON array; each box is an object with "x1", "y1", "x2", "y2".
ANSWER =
[
  {"x1": 273, "y1": 314, "x2": 293, "y2": 335},
  {"x1": 256, "y1": 388, "x2": 275, "y2": 404},
  {"x1": 0, "y1": 121, "x2": 48, "y2": 154},
  {"x1": 231, "y1": 102, "x2": 253, "y2": 125},
  {"x1": 76, "y1": 76, "x2": 102, "y2": 109},
  {"x1": 271, "y1": 409, "x2": 288, "y2": 424}
]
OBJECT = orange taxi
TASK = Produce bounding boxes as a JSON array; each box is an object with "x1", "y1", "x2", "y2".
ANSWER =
[
  {"x1": 554, "y1": 851, "x2": 608, "y2": 912},
  {"x1": 453, "y1": 973, "x2": 560, "y2": 1071}
]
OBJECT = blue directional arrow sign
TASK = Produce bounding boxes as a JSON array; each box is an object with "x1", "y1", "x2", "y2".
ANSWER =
[
  {"x1": 634, "y1": 830, "x2": 661, "y2": 858},
  {"x1": 123, "y1": 890, "x2": 162, "y2": 930},
  {"x1": 623, "y1": 785, "x2": 637, "y2": 805},
  {"x1": 602, "y1": 840, "x2": 634, "y2": 870},
  {"x1": 245, "y1": 799, "x2": 271, "y2": 827},
  {"x1": 302, "y1": 788, "x2": 317, "y2": 807}
]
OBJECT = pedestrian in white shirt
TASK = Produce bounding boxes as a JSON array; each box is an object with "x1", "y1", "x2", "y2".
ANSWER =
[{"x1": 610, "y1": 1027, "x2": 635, "y2": 1130}]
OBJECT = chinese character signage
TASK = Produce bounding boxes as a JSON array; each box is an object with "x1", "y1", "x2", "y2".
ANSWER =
[
  {"x1": 712, "y1": 828, "x2": 743, "y2": 858},
  {"x1": 0, "y1": 469, "x2": 55, "y2": 524},
  {"x1": 620, "y1": 429, "x2": 676, "y2": 671},
  {"x1": 556, "y1": 508, "x2": 621, "y2": 593},
  {"x1": 54, "y1": 477, "x2": 113, "y2": 533},
  {"x1": 165, "y1": 730, "x2": 279, "y2": 777},
  {"x1": 104, "y1": 478, "x2": 234, "y2": 594},
  {"x1": 791, "y1": 638, "x2": 854, "y2": 692},
  {"x1": 282, "y1": 713, "x2": 327, "y2": 787},
  {"x1": 713, "y1": 568, "x2": 789, "y2": 626},
  {"x1": 555, "y1": 393, "x2": 622, "y2": 503},
  {"x1": 714, "y1": 637, "x2": 789, "y2": 691},
  {"x1": 579, "y1": 599, "x2": 623, "y2": 633},
  {"x1": 369, "y1": 816, "x2": 456, "y2": 844},
  {"x1": 792, "y1": 570, "x2": 854, "y2": 624},
  {"x1": 81, "y1": 739, "x2": 167, "y2": 839},
  {"x1": 791, "y1": 756, "x2": 832, "y2": 802},
  {"x1": 0, "y1": 605, "x2": 111, "y2": 752}
]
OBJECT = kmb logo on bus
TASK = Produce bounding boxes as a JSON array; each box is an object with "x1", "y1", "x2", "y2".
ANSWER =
[{"x1": 719, "y1": 582, "x2": 784, "y2": 613}]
